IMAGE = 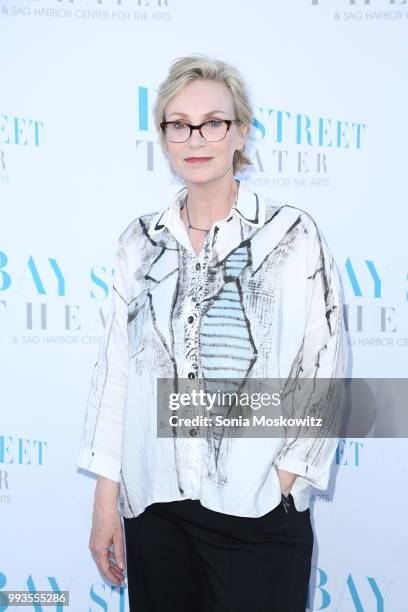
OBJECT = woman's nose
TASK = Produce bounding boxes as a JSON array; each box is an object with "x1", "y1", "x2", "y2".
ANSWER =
[{"x1": 189, "y1": 127, "x2": 207, "y2": 144}]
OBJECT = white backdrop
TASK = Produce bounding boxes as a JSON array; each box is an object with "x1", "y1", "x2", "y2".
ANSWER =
[{"x1": 1, "y1": 0, "x2": 407, "y2": 610}]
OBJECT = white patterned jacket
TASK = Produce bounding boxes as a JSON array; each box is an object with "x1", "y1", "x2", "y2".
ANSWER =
[{"x1": 77, "y1": 180, "x2": 348, "y2": 518}]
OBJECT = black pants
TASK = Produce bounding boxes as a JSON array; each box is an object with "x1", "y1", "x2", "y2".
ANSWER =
[{"x1": 123, "y1": 495, "x2": 313, "y2": 612}]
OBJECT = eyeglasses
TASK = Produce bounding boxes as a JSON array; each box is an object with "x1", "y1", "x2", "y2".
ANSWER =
[{"x1": 160, "y1": 118, "x2": 241, "y2": 143}]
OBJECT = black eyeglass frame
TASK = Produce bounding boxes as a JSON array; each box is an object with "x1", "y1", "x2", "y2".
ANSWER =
[{"x1": 159, "y1": 118, "x2": 242, "y2": 143}]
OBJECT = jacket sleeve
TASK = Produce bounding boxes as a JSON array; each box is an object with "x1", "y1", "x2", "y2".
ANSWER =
[
  {"x1": 273, "y1": 215, "x2": 349, "y2": 490},
  {"x1": 76, "y1": 239, "x2": 130, "y2": 483}
]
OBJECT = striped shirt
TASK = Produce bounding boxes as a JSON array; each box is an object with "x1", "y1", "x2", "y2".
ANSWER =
[{"x1": 77, "y1": 179, "x2": 348, "y2": 518}]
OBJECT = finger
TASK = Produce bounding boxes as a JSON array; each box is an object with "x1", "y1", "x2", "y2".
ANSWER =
[
  {"x1": 107, "y1": 552, "x2": 124, "y2": 571},
  {"x1": 103, "y1": 565, "x2": 124, "y2": 585},
  {"x1": 108, "y1": 556, "x2": 125, "y2": 579},
  {"x1": 97, "y1": 554, "x2": 124, "y2": 585},
  {"x1": 108, "y1": 555, "x2": 124, "y2": 572},
  {"x1": 108, "y1": 568, "x2": 125, "y2": 584},
  {"x1": 110, "y1": 567, "x2": 125, "y2": 582}
]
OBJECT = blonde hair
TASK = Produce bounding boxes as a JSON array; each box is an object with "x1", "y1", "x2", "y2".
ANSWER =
[{"x1": 153, "y1": 54, "x2": 253, "y2": 175}]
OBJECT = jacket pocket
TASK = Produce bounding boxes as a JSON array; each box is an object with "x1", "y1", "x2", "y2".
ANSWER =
[{"x1": 128, "y1": 290, "x2": 148, "y2": 357}]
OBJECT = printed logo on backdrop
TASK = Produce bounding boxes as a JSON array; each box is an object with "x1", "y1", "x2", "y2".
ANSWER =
[
  {"x1": 308, "y1": 566, "x2": 393, "y2": 610},
  {"x1": 336, "y1": 438, "x2": 364, "y2": 466},
  {"x1": 310, "y1": 0, "x2": 408, "y2": 22},
  {"x1": 89, "y1": 584, "x2": 127, "y2": 610},
  {"x1": 3, "y1": 0, "x2": 172, "y2": 22},
  {"x1": 0, "y1": 113, "x2": 44, "y2": 185},
  {"x1": 343, "y1": 258, "x2": 408, "y2": 349},
  {"x1": 309, "y1": 438, "x2": 364, "y2": 504},
  {"x1": 0, "y1": 248, "x2": 114, "y2": 346},
  {"x1": 0, "y1": 435, "x2": 47, "y2": 506},
  {"x1": 134, "y1": 85, "x2": 367, "y2": 189}
]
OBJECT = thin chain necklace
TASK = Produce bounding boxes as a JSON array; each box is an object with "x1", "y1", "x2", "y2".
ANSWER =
[{"x1": 183, "y1": 186, "x2": 238, "y2": 234}]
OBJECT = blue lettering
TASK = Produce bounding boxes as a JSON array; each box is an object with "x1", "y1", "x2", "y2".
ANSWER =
[
  {"x1": 137, "y1": 86, "x2": 149, "y2": 131},
  {"x1": 27, "y1": 256, "x2": 46, "y2": 295},
  {"x1": 0, "y1": 252, "x2": 11, "y2": 291},
  {"x1": 48, "y1": 259, "x2": 66, "y2": 296},
  {"x1": 345, "y1": 258, "x2": 362, "y2": 297},
  {"x1": 90, "y1": 584, "x2": 108, "y2": 611},
  {"x1": 308, "y1": 566, "x2": 331, "y2": 609},
  {"x1": 251, "y1": 116, "x2": 265, "y2": 141},
  {"x1": 90, "y1": 267, "x2": 110, "y2": 300},
  {"x1": 365, "y1": 260, "x2": 383, "y2": 298}
]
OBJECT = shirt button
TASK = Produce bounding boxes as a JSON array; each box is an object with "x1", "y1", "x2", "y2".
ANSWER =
[
  {"x1": 195, "y1": 262, "x2": 201, "y2": 270},
  {"x1": 188, "y1": 372, "x2": 195, "y2": 379},
  {"x1": 187, "y1": 315, "x2": 194, "y2": 323},
  {"x1": 189, "y1": 428, "x2": 198, "y2": 437}
]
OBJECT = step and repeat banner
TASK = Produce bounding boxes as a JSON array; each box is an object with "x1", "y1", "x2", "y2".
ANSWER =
[{"x1": 1, "y1": 0, "x2": 407, "y2": 610}]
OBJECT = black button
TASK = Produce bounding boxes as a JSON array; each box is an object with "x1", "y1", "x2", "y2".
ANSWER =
[
  {"x1": 195, "y1": 262, "x2": 201, "y2": 270},
  {"x1": 191, "y1": 297, "x2": 197, "y2": 302},
  {"x1": 189, "y1": 428, "x2": 198, "y2": 437},
  {"x1": 188, "y1": 372, "x2": 195, "y2": 379},
  {"x1": 187, "y1": 315, "x2": 194, "y2": 323}
]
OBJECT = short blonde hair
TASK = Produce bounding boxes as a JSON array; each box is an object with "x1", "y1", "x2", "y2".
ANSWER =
[{"x1": 153, "y1": 54, "x2": 253, "y2": 175}]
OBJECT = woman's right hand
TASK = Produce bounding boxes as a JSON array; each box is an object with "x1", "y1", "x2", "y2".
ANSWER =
[{"x1": 88, "y1": 477, "x2": 126, "y2": 586}]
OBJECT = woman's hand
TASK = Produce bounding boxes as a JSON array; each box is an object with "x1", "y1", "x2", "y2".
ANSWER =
[
  {"x1": 277, "y1": 468, "x2": 297, "y2": 496},
  {"x1": 88, "y1": 477, "x2": 125, "y2": 586}
]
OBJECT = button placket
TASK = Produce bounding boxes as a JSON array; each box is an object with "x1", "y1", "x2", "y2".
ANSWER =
[
  {"x1": 184, "y1": 236, "x2": 211, "y2": 380},
  {"x1": 183, "y1": 232, "x2": 213, "y2": 495}
]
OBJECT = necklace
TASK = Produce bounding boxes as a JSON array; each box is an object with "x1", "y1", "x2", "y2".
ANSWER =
[
  {"x1": 184, "y1": 197, "x2": 210, "y2": 233},
  {"x1": 183, "y1": 185, "x2": 239, "y2": 234}
]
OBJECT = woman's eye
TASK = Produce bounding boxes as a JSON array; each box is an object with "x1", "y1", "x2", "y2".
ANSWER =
[
  {"x1": 207, "y1": 120, "x2": 223, "y2": 127},
  {"x1": 174, "y1": 122, "x2": 186, "y2": 129}
]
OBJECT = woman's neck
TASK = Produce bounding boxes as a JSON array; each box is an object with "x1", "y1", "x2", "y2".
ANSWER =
[{"x1": 181, "y1": 177, "x2": 240, "y2": 230}]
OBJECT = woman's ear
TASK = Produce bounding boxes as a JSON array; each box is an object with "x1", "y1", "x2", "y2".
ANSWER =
[{"x1": 239, "y1": 121, "x2": 250, "y2": 145}]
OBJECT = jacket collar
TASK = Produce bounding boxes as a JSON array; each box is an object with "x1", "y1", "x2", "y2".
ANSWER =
[{"x1": 148, "y1": 180, "x2": 265, "y2": 237}]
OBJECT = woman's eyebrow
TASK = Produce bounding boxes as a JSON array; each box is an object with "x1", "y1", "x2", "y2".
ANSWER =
[{"x1": 167, "y1": 110, "x2": 227, "y2": 119}]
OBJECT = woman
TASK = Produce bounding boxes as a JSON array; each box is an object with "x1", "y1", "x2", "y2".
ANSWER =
[{"x1": 77, "y1": 54, "x2": 348, "y2": 611}]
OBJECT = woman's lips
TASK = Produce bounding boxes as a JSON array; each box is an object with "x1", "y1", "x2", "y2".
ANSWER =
[{"x1": 184, "y1": 157, "x2": 213, "y2": 164}]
